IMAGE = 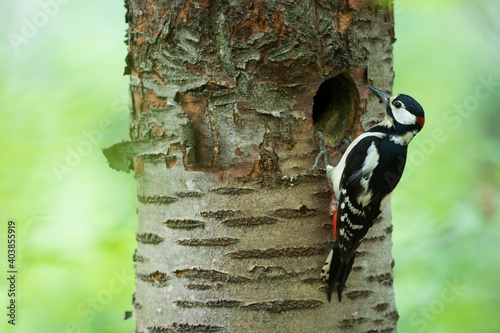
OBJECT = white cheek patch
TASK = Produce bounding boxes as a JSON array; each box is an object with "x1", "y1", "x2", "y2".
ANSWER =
[{"x1": 391, "y1": 104, "x2": 417, "y2": 125}]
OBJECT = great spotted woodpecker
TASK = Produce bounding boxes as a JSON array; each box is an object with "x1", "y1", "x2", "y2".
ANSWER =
[{"x1": 312, "y1": 85, "x2": 425, "y2": 302}]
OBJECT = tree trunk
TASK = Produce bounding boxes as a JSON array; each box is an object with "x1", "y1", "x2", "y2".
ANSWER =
[{"x1": 107, "y1": 0, "x2": 397, "y2": 331}]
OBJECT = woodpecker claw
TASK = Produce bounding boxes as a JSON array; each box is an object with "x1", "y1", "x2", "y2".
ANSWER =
[
  {"x1": 309, "y1": 131, "x2": 329, "y2": 172},
  {"x1": 329, "y1": 199, "x2": 338, "y2": 216},
  {"x1": 342, "y1": 135, "x2": 353, "y2": 148}
]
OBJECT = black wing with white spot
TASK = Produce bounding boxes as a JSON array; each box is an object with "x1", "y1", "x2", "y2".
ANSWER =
[{"x1": 336, "y1": 136, "x2": 385, "y2": 262}]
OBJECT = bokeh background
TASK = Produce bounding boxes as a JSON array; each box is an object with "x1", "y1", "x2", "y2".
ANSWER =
[{"x1": 1, "y1": 0, "x2": 499, "y2": 332}]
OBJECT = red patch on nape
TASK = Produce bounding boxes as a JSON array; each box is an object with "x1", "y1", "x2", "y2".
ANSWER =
[{"x1": 417, "y1": 116, "x2": 425, "y2": 128}]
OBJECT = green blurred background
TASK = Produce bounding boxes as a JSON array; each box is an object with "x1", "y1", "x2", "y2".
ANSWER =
[{"x1": 0, "y1": 0, "x2": 499, "y2": 332}]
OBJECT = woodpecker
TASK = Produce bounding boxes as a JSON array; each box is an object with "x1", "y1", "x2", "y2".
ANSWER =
[{"x1": 312, "y1": 85, "x2": 425, "y2": 302}]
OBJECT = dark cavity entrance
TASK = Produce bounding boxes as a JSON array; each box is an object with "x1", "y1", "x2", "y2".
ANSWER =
[{"x1": 312, "y1": 74, "x2": 358, "y2": 145}]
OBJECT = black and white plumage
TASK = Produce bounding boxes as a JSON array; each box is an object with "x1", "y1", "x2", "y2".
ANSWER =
[{"x1": 317, "y1": 85, "x2": 425, "y2": 302}]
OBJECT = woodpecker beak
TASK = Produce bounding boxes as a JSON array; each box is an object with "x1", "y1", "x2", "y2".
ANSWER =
[{"x1": 368, "y1": 85, "x2": 391, "y2": 105}]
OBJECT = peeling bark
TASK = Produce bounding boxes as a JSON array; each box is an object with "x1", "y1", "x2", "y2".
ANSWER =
[{"x1": 109, "y1": 0, "x2": 398, "y2": 331}]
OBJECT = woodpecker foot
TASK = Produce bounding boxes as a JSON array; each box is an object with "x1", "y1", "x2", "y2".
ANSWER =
[
  {"x1": 342, "y1": 135, "x2": 353, "y2": 148},
  {"x1": 309, "y1": 131, "x2": 329, "y2": 172},
  {"x1": 329, "y1": 198, "x2": 338, "y2": 216}
]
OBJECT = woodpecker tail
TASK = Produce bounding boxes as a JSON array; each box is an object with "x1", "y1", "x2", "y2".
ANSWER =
[{"x1": 321, "y1": 242, "x2": 356, "y2": 302}]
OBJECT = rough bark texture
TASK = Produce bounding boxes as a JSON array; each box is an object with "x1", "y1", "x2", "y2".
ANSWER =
[{"x1": 109, "y1": 0, "x2": 397, "y2": 332}]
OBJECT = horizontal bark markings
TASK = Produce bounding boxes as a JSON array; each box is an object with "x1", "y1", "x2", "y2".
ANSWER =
[
  {"x1": 300, "y1": 277, "x2": 323, "y2": 284},
  {"x1": 175, "y1": 190, "x2": 205, "y2": 198},
  {"x1": 338, "y1": 316, "x2": 369, "y2": 329},
  {"x1": 186, "y1": 283, "x2": 219, "y2": 290},
  {"x1": 136, "y1": 233, "x2": 164, "y2": 245},
  {"x1": 177, "y1": 237, "x2": 239, "y2": 246},
  {"x1": 210, "y1": 187, "x2": 254, "y2": 195},
  {"x1": 173, "y1": 268, "x2": 252, "y2": 283},
  {"x1": 137, "y1": 195, "x2": 179, "y2": 204},
  {"x1": 354, "y1": 250, "x2": 368, "y2": 258},
  {"x1": 366, "y1": 272, "x2": 393, "y2": 286},
  {"x1": 132, "y1": 249, "x2": 148, "y2": 262},
  {"x1": 175, "y1": 299, "x2": 242, "y2": 308},
  {"x1": 227, "y1": 245, "x2": 327, "y2": 259},
  {"x1": 164, "y1": 219, "x2": 206, "y2": 229},
  {"x1": 345, "y1": 289, "x2": 373, "y2": 299},
  {"x1": 221, "y1": 216, "x2": 278, "y2": 227},
  {"x1": 374, "y1": 302, "x2": 389, "y2": 312},
  {"x1": 137, "y1": 270, "x2": 170, "y2": 287},
  {"x1": 250, "y1": 265, "x2": 317, "y2": 282},
  {"x1": 364, "y1": 329, "x2": 395, "y2": 333},
  {"x1": 139, "y1": 192, "x2": 204, "y2": 205},
  {"x1": 175, "y1": 266, "x2": 321, "y2": 289},
  {"x1": 313, "y1": 190, "x2": 332, "y2": 198},
  {"x1": 385, "y1": 310, "x2": 399, "y2": 321},
  {"x1": 200, "y1": 209, "x2": 243, "y2": 219},
  {"x1": 352, "y1": 264, "x2": 364, "y2": 271},
  {"x1": 173, "y1": 298, "x2": 323, "y2": 313},
  {"x1": 242, "y1": 299, "x2": 322, "y2": 313},
  {"x1": 148, "y1": 323, "x2": 223, "y2": 333},
  {"x1": 364, "y1": 234, "x2": 386, "y2": 242},
  {"x1": 267, "y1": 205, "x2": 318, "y2": 218}
]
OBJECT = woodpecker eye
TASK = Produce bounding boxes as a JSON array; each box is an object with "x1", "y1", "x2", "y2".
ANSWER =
[{"x1": 394, "y1": 101, "x2": 402, "y2": 108}]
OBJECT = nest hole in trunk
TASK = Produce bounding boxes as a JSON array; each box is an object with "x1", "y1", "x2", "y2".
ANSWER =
[{"x1": 312, "y1": 74, "x2": 358, "y2": 145}]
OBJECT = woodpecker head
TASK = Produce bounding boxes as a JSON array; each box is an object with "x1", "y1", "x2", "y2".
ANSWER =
[{"x1": 368, "y1": 85, "x2": 425, "y2": 131}]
